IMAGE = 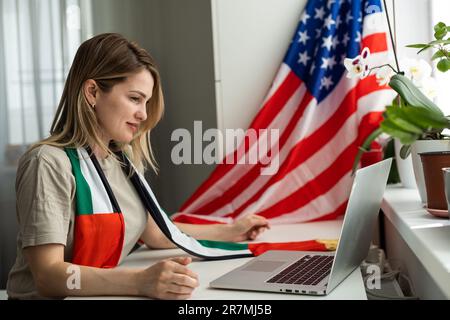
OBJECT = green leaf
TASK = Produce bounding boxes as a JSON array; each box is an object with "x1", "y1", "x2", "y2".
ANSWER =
[
  {"x1": 388, "y1": 74, "x2": 444, "y2": 115},
  {"x1": 434, "y1": 22, "x2": 447, "y2": 40},
  {"x1": 400, "y1": 144, "x2": 412, "y2": 159},
  {"x1": 432, "y1": 50, "x2": 447, "y2": 61},
  {"x1": 417, "y1": 45, "x2": 432, "y2": 54},
  {"x1": 391, "y1": 106, "x2": 429, "y2": 130},
  {"x1": 406, "y1": 43, "x2": 430, "y2": 49},
  {"x1": 402, "y1": 106, "x2": 450, "y2": 129},
  {"x1": 404, "y1": 107, "x2": 450, "y2": 130},
  {"x1": 385, "y1": 106, "x2": 424, "y2": 134},
  {"x1": 437, "y1": 58, "x2": 450, "y2": 72},
  {"x1": 435, "y1": 30, "x2": 447, "y2": 40},
  {"x1": 429, "y1": 39, "x2": 450, "y2": 46},
  {"x1": 380, "y1": 119, "x2": 420, "y2": 145},
  {"x1": 434, "y1": 22, "x2": 447, "y2": 32}
]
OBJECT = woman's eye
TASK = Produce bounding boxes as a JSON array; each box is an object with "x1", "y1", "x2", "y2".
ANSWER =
[{"x1": 130, "y1": 97, "x2": 140, "y2": 103}]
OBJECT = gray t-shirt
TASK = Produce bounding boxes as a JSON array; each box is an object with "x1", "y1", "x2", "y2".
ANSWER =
[{"x1": 6, "y1": 145, "x2": 148, "y2": 299}]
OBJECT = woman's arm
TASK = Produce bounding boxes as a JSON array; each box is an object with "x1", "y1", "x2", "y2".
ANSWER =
[
  {"x1": 140, "y1": 214, "x2": 270, "y2": 249},
  {"x1": 24, "y1": 244, "x2": 198, "y2": 299},
  {"x1": 175, "y1": 214, "x2": 270, "y2": 242}
]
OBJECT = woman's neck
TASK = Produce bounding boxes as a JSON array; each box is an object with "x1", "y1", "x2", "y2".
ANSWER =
[
  {"x1": 92, "y1": 131, "x2": 112, "y2": 159},
  {"x1": 91, "y1": 144, "x2": 109, "y2": 160}
]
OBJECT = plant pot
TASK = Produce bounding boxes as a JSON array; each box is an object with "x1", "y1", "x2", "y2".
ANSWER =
[
  {"x1": 411, "y1": 140, "x2": 450, "y2": 204},
  {"x1": 394, "y1": 139, "x2": 416, "y2": 188},
  {"x1": 419, "y1": 151, "x2": 450, "y2": 217}
]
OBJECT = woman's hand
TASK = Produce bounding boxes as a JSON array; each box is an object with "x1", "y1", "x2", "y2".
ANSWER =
[
  {"x1": 136, "y1": 256, "x2": 199, "y2": 299},
  {"x1": 228, "y1": 215, "x2": 270, "y2": 242}
]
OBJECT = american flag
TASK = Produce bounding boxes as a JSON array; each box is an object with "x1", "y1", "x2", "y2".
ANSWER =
[{"x1": 173, "y1": 0, "x2": 395, "y2": 224}]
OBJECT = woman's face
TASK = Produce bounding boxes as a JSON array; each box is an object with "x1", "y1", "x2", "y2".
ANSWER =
[{"x1": 94, "y1": 69, "x2": 154, "y2": 144}]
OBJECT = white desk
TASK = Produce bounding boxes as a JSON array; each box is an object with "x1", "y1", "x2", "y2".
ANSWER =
[
  {"x1": 381, "y1": 185, "x2": 450, "y2": 299},
  {"x1": 68, "y1": 220, "x2": 367, "y2": 300}
]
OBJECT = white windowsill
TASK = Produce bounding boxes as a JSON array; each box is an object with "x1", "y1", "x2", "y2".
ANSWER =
[{"x1": 381, "y1": 185, "x2": 450, "y2": 299}]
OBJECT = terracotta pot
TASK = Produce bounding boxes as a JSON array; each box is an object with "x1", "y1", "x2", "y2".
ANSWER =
[
  {"x1": 419, "y1": 151, "x2": 450, "y2": 213},
  {"x1": 411, "y1": 140, "x2": 450, "y2": 204}
]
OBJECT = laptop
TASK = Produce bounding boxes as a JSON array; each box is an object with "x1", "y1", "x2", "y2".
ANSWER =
[{"x1": 210, "y1": 158, "x2": 392, "y2": 296}]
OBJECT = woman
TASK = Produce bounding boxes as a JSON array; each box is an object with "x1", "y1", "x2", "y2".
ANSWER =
[{"x1": 6, "y1": 33, "x2": 269, "y2": 300}]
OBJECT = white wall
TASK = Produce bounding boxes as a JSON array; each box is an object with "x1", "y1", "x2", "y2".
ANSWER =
[
  {"x1": 387, "y1": 0, "x2": 433, "y2": 60},
  {"x1": 212, "y1": 0, "x2": 307, "y2": 141}
]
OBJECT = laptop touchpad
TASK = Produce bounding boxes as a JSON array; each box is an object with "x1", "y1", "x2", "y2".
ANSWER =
[{"x1": 241, "y1": 260, "x2": 286, "y2": 272}]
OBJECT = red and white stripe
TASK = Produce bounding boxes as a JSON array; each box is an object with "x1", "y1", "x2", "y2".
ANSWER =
[{"x1": 174, "y1": 11, "x2": 395, "y2": 224}]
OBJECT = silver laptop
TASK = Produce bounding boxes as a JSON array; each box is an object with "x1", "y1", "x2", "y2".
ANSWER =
[{"x1": 210, "y1": 158, "x2": 392, "y2": 296}]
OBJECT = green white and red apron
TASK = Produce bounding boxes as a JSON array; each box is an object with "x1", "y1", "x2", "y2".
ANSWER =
[{"x1": 65, "y1": 147, "x2": 337, "y2": 268}]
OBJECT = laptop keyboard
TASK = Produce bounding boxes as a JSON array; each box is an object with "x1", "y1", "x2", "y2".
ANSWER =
[{"x1": 266, "y1": 255, "x2": 333, "y2": 286}]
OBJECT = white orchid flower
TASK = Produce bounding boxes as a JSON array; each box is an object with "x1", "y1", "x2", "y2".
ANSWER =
[
  {"x1": 344, "y1": 47, "x2": 371, "y2": 79},
  {"x1": 397, "y1": 58, "x2": 438, "y2": 100},
  {"x1": 375, "y1": 65, "x2": 395, "y2": 86},
  {"x1": 420, "y1": 76, "x2": 438, "y2": 100},
  {"x1": 400, "y1": 58, "x2": 432, "y2": 87}
]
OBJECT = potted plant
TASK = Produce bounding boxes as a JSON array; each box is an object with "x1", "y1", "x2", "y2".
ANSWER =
[
  {"x1": 405, "y1": 22, "x2": 450, "y2": 206},
  {"x1": 346, "y1": 21, "x2": 450, "y2": 216}
]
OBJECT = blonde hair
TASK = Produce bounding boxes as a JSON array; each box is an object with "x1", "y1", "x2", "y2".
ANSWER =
[{"x1": 33, "y1": 33, "x2": 164, "y2": 172}]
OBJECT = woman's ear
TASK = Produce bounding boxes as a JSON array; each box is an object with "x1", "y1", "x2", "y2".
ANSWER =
[{"x1": 83, "y1": 79, "x2": 98, "y2": 108}]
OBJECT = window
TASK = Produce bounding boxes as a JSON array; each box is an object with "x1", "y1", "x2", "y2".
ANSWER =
[
  {"x1": 431, "y1": 0, "x2": 450, "y2": 116},
  {"x1": 0, "y1": 0, "x2": 92, "y2": 165}
]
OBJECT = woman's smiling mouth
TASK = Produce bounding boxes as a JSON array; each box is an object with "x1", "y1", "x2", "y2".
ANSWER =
[{"x1": 126, "y1": 122, "x2": 139, "y2": 133}]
